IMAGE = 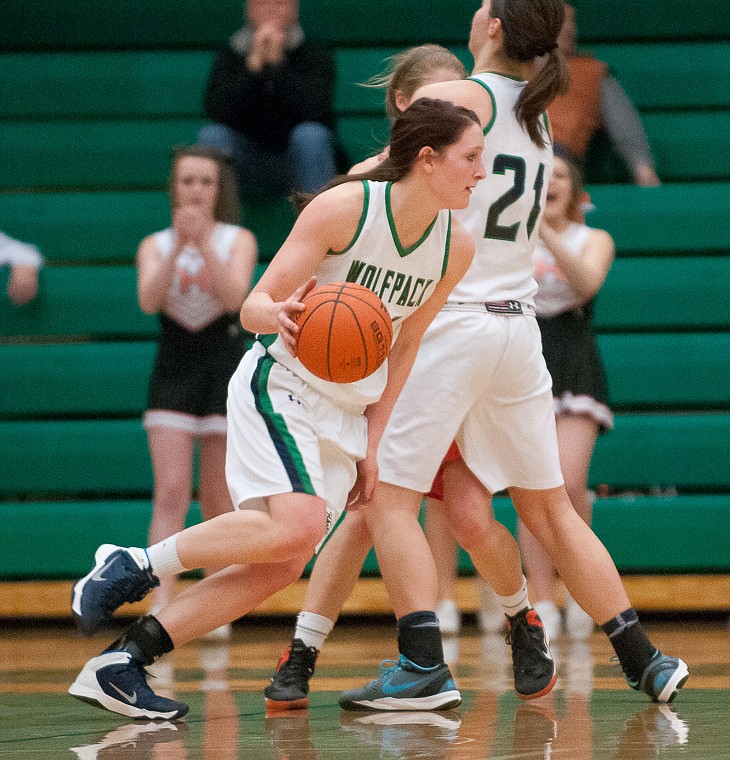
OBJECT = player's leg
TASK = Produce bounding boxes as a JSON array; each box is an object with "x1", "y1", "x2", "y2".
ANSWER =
[
  {"x1": 518, "y1": 414, "x2": 598, "y2": 639},
  {"x1": 72, "y1": 488, "x2": 327, "y2": 638},
  {"x1": 69, "y1": 557, "x2": 311, "y2": 720},
  {"x1": 425, "y1": 498, "x2": 461, "y2": 635},
  {"x1": 441, "y1": 459, "x2": 520, "y2": 597},
  {"x1": 556, "y1": 413, "x2": 599, "y2": 638},
  {"x1": 145, "y1": 427, "x2": 194, "y2": 611},
  {"x1": 265, "y1": 509, "x2": 374, "y2": 710},
  {"x1": 464, "y1": 315, "x2": 686, "y2": 703},
  {"x1": 425, "y1": 442, "x2": 464, "y2": 635},
  {"x1": 512, "y1": 484, "x2": 688, "y2": 702},
  {"x1": 336, "y1": 315, "x2": 483, "y2": 710},
  {"x1": 365, "y1": 483, "x2": 437, "y2": 617},
  {"x1": 339, "y1": 483, "x2": 461, "y2": 712},
  {"x1": 69, "y1": 492, "x2": 325, "y2": 719},
  {"x1": 439, "y1": 458, "x2": 556, "y2": 699}
]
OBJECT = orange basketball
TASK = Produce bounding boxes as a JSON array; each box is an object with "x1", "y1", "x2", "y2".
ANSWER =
[{"x1": 295, "y1": 282, "x2": 393, "y2": 383}]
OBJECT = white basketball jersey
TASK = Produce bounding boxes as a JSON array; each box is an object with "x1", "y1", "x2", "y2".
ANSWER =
[
  {"x1": 266, "y1": 180, "x2": 452, "y2": 409},
  {"x1": 451, "y1": 73, "x2": 553, "y2": 305},
  {"x1": 154, "y1": 222, "x2": 240, "y2": 331}
]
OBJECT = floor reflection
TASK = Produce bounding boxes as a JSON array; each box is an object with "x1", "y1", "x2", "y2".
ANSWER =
[
  {"x1": 70, "y1": 721, "x2": 186, "y2": 759},
  {"x1": 19, "y1": 620, "x2": 727, "y2": 759},
  {"x1": 340, "y1": 709, "x2": 463, "y2": 759}
]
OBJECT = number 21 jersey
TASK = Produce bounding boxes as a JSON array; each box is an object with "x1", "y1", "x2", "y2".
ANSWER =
[{"x1": 451, "y1": 72, "x2": 553, "y2": 306}]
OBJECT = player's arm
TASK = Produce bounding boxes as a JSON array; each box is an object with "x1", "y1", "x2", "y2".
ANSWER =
[
  {"x1": 351, "y1": 222, "x2": 474, "y2": 506},
  {"x1": 240, "y1": 182, "x2": 365, "y2": 349},
  {"x1": 412, "y1": 79, "x2": 494, "y2": 130}
]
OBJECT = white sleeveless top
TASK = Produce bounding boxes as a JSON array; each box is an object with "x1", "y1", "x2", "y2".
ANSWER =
[
  {"x1": 451, "y1": 72, "x2": 553, "y2": 305},
  {"x1": 154, "y1": 222, "x2": 241, "y2": 331},
  {"x1": 534, "y1": 222, "x2": 591, "y2": 318},
  {"x1": 266, "y1": 180, "x2": 452, "y2": 409}
]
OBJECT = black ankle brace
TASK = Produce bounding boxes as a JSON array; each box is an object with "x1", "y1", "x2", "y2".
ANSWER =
[{"x1": 103, "y1": 614, "x2": 174, "y2": 665}]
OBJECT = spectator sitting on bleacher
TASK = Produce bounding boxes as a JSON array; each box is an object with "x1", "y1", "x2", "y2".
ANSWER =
[
  {"x1": 1, "y1": 230, "x2": 44, "y2": 306},
  {"x1": 545, "y1": 3, "x2": 661, "y2": 187},
  {"x1": 198, "y1": 0, "x2": 337, "y2": 195}
]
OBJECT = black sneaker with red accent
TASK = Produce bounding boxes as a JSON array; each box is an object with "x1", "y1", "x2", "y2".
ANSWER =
[
  {"x1": 506, "y1": 607, "x2": 557, "y2": 699},
  {"x1": 264, "y1": 639, "x2": 318, "y2": 710}
]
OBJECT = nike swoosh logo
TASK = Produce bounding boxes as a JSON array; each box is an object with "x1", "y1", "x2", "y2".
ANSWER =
[
  {"x1": 382, "y1": 675, "x2": 439, "y2": 696},
  {"x1": 92, "y1": 555, "x2": 118, "y2": 582},
  {"x1": 109, "y1": 681, "x2": 137, "y2": 704}
]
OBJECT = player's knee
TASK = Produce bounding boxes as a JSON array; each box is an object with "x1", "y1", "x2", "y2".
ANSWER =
[
  {"x1": 445, "y1": 503, "x2": 492, "y2": 550},
  {"x1": 344, "y1": 510, "x2": 371, "y2": 541},
  {"x1": 276, "y1": 556, "x2": 311, "y2": 588},
  {"x1": 276, "y1": 509, "x2": 326, "y2": 559},
  {"x1": 453, "y1": 518, "x2": 494, "y2": 553},
  {"x1": 513, "y1": 489, "x2": 571, "y2": 536}
]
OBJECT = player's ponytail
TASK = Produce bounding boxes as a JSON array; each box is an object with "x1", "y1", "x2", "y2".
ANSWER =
[{"x1": 491, "y1": 0, "x2": 569, "y2": 147}]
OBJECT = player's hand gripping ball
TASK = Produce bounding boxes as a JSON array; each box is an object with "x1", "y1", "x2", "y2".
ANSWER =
[{"x1": 294, "y1": 282, "x2": 393, "y2": 383}]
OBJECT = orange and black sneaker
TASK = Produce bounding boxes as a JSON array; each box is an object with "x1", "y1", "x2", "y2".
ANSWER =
[
  {"x1": 506, "y1": 607, "x2": 557, "y2": 699},
  {"x1": 264, "y1": 639, "x2": 318, "y2": 711}
]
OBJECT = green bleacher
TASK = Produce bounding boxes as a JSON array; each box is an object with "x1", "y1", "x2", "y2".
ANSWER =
[{"x1": 1, "y1": 0, "x2": 729, "y2": 586}]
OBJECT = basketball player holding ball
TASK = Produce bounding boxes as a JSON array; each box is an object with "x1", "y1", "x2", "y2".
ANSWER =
[
  {"x1": 67, "y1": 97, "x2": 485, "y2": 720},
  {"x1": 269, "y1": 0, "x2": 688, "y2": 713}
]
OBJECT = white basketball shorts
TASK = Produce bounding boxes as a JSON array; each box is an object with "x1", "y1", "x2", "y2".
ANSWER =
[
  {"x1": 226, "y1": 341, "x2": 368, "y2": 546},
  {"x1": 378, "y1": 306, "x2": 564, "y2": 495}
]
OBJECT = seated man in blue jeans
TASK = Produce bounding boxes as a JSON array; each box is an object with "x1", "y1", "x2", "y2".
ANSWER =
[{"x1": 199, "y1": 0, "x2": 337, "y2": 195}]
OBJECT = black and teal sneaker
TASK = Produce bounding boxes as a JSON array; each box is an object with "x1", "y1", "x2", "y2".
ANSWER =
[
  {"x1": 71, "y1": 544, "x2": 159, "y2": 636},
  {"x1": 339, "y1": 655, "x2": 461, "y2": 711},
  {"x1": 69, "y1": 651, "x2": 188, "y2": 720},
  {"x1": 627, "y1": 651, "x2": 689, "y2": 703}
]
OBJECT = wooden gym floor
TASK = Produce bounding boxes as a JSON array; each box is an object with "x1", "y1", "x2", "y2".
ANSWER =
[{"x1": 1, "y1": 614, "x2": 728, "y2": 759}]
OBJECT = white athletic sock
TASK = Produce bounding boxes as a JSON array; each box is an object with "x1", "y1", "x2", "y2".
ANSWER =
[
  {"x1": 145, "y1": 535, "x2": 188, "y2": 578},
  {"x1": 498, "y1": 576, "x2": 531, "y2": 618},
  {"x1": 294, "y1": 611, "x2": 334, "y2": 651}
]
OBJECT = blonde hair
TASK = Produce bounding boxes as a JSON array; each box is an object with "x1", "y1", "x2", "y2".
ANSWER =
[{"x1": 362, "y1": 44, "x2": 467, "y2": 120}]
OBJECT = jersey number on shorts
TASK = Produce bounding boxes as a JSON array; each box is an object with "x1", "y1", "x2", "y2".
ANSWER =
[{"x1": 484, "y1": 155, "x2": 545, "y2": 242}]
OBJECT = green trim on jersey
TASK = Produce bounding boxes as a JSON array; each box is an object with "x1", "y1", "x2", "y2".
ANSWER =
[
  {"x1": 329, "y1": 180, "x2": 370, "y2": 255},
  {"x1": 542, "y1": 112, "x2": 550, "y2": 139},
  {"x1": 467, "y1": 77, "x2": 497, "y2": 135},
  {"x1": 385, "y1": 181, "x2": 437, "y2": 257},
  {"x1": 257, "y1": 333, "x2": 278, "y2": 349},
  {"x1": 441, "y1": 211, "x2": 452, "y2": 279},
  {"x1": 251, "y1": 352, "x2": 315, "y2": 496}
]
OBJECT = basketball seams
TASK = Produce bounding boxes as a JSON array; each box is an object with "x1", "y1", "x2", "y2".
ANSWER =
[
  {"x1": 294, "y1": 281, "x2": 392, "y2": 383},
  {"x1": 328, "y1": 301, "x2": 370, "y2": 381},
  {"x1": 327, "y1": 286, "x2": 347, "y2": 381}
]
